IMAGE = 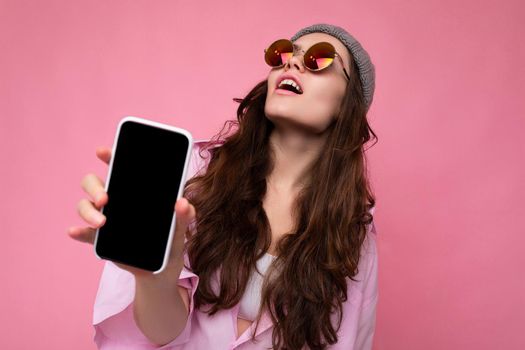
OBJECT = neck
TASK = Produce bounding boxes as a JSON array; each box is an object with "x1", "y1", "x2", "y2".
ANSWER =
[{"x1": 267, "y1": 127, "x2": 328, "y2": 192}]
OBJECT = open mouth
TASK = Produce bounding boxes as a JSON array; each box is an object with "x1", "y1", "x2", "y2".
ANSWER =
[{"x1": 276, "y1": 79, "x2": 303, "y2": 94}]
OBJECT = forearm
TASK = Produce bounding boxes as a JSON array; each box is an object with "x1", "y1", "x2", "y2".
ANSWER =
[{"x1": 133, "y1": 267, "x2": 189, "y2": 346}]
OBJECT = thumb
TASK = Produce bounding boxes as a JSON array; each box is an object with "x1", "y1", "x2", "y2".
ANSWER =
[
  {"x1": 174, "y1": 197, "x2": 195, "y2": 232},
  {"x1": 170, "y1": 198, "x2": 195, "y2": 262}
]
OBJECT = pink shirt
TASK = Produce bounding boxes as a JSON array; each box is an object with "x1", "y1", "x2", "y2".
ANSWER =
[{"x1": 92, "y1": 141, "x2": 379, "y2": 349}]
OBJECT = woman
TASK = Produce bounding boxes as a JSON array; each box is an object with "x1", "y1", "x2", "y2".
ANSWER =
[{"x1": 68, "y1": 23, "x2": 379, "y2": 349}]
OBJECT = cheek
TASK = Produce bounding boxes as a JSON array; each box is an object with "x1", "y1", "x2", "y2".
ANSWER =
[
  {"x1": 308, "y1": 82, "x2": 346, "y2": 119},
  {"x1": 266, "y1": 71, "x2": 278, "y2": 92}
]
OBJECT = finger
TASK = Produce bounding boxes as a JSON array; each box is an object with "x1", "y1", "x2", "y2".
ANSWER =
[
  {"x1": 67, "y1": 226, "x2": 96, "y2": 244},
  {"x1": 170, "y1": 199, "x2": 194, "y2": 261},
  {"x1": 96, "y1": 146, "x2": 112, "y2": 165},
  {"x1": 77, "y1": 198, "x2": 106, "y2": 227},
  {"x1": 175, "y1": 198, "x2": 195, "y2": 226},
  {"x1": 187, "y1": 202, "x2": 196, "y2": 223},
  {"x1": 173, "y1": 198, "x2": 195, "y2": 241},
  {"x1": 80, "y1": 173, "x2": 107, "y2": 208}
]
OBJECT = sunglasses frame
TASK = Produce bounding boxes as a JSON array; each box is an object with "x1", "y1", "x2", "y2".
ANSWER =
[{"x1": 264, "y1": 39, "x2": 350, "y2": 81}]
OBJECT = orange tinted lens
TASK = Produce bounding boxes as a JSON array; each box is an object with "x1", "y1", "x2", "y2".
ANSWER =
[
  {"x1": 303, "y1": 42, "x2": 336, "y2": 71},
  {"x1": 265, "y1": 39, "x2": 293, "y2": 67}
]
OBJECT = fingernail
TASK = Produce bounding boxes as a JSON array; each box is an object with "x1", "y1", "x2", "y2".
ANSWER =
[
  {"x1": 97, "y1": 192, "x2": 106, "y2": 203},
  {"x1": 93, "y1": 213, "x2": 105, "y2": 225}
]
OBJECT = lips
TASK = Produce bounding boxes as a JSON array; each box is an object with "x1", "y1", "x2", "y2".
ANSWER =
[{"x1": 276, "y1": 73, "x2": 303, "y2": 94}]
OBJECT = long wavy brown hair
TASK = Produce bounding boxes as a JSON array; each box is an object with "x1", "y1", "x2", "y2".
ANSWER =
[{"x1": 183, "y1": 50, "x2": 377, "y2": 349}]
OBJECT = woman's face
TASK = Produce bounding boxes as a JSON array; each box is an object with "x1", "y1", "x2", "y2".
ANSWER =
[{"x1": 264, "y1": 33, "x2": 351, "y2": 134}]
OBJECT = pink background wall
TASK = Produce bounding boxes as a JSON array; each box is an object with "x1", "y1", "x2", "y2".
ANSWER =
[{"x1": 1, "y1": 0, "x2": 523, "y2": 349}]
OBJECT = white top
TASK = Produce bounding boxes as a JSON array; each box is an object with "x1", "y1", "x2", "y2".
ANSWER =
[{"x1": 237, "y1": 253, "x2": 276, "y2": 321}]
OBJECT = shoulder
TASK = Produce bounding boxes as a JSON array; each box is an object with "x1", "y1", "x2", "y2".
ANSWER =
[
  {"x1": 362, "y1": 205, "x2": 377, "y2": 260},
  {"x1": 335, "y1": 212, "x2": 379, "y2": 346},
  {"x1": 349, "y1": 206, "x2": 378, "y2": 302}
]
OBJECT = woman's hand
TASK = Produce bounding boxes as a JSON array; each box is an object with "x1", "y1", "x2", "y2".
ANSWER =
[{"x1": 67, "y1": 146, "x2": 196, "y2": 280}]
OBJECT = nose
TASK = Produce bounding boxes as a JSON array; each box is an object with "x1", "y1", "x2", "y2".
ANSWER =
[{"x1": 284, "y1": 51, "x2": 305, "y2": 73}]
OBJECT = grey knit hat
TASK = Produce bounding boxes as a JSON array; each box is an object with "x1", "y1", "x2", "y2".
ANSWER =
[{"x1": 291, "y1": 23, "x2": 375, "y2": 109}]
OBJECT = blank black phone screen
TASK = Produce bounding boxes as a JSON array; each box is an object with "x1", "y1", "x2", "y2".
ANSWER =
[{"x1": 95, "y1": 120, "x2": 190, "y2": 272}]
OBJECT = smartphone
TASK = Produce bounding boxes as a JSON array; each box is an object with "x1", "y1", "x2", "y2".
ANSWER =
[{"x1": 94, "y1": 116, "x2": 193, "y2": 274}]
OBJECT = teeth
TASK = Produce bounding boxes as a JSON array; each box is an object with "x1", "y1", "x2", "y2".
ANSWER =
[{"x1": 278, "y1": 79, "x2": 302, "y2": 93}]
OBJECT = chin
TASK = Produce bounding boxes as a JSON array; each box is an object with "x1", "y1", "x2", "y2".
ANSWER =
[
  {"x1": 264, "y1": 101, "x2": 335, "y2": 134},
  {"x1": 264, "y1": 101, "x2": 297, "y2": 121},
  {"x1": 265, "y1": 114, "x2": 328, "y2": 135},
  {"x1": 264, "y1": 105, "x2": 297, "y2": 125}
]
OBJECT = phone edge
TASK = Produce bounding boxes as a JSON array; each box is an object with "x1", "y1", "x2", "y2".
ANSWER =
[{"x1": 93, "y1": 116, "x2": 194, "y2": 276}]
